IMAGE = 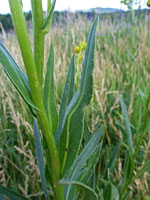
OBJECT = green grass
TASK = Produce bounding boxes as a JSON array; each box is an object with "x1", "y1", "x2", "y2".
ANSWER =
[{"x1": 1, "y1": 11, "x2": 150, "y2": 199}]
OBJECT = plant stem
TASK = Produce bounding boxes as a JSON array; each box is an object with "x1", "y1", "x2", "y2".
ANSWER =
[
  {"x1": 47, "y1": 0, "x2": 51, "y2": 15},
  {"x1": 8, "y1": 0, "x2": 40, "y2": 100},
  {"x1": 31, "y1": 0, "x2": 45, "y2": 87},
  {"x1": 37, "y1": 112, "x2": 64, "y2": 200},
  {"x1": 8, "y1": 1, "x2": 64, "y2": 199}
]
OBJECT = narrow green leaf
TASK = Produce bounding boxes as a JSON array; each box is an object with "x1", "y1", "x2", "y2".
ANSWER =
[
  {"x1": 83, "y1": 118, "x2": 91, "y2": 145},
  {"x1": 59, "y1": 180, "x2": 98, "y2": 200},
  {"x1": 104, "y1": 183, "x2": 112, "y2": 200},
  {"x1": 0, "y1": 43, "x2": 37, "y2": 115},
  {"x1": 119, "y1": 152, "x2": 134, "y2": 196},
  {"x1": 67, "y1": 126, "x2": 103, "y2": 179},
  {"x1": 80, "y1": 144, "x2": 102, "y2": 187},
  {"x1": 60, "y1": 106, "x2": 84, "y2": 175},
  {"x1": 47, "y1": 0, "x2": 51, "y2": 14},
  {"x1": 99, "y1": 179, "x2": 119, "y2": 200},
  {"x1": 133, "y1": 90, "x2": 150, "y2": 160},
  {"x1": 122, "y1": 191, "x2": 131, "y2": 200},
  {"x1": 111, "y1": 184, "x2": 119, "y2": 200},
  {"x1": 62, "y1": 126, "x2": 103, "y2": 200},
  {"x1": 58, "y1": 16, "x2": 99, "y2": 174},
  {"x1": 55, "y1": 55, "x2": 75, "y2": 144},
  {"x1": 43, "y1": 42, "x2": 58, "y2": 134},
  {"x1": 68, "y1": 144, "x2": 101, "y2": 199},
  {"x1": 0, "y1": 192, "x2": 6, "y2": 200},
  {"x1": 41, "y1": 0, "x2": 56, "y2": 34},
  {"x1": 98, "y1": 179, "x2": 111, "y2": 200},
  {"x1": 0, "y1": 185, "x2": 27, "y2": 200},
  {"x1": 129, "y1": 161, "x2": 150, "y2": 185},
  {"x1": 118, "y1": 94, "x2": 133, "y2": 155},
  {"x1": 120, "y1": 161, "x2": 150, "y2": 198},
  {"x1": 89, "y1": 173, "x2": 95, "y2": 189},
  {"x1": 104, "y1": 141, "x2": 120, "y2": 179},
  {"x1": 33, "y1": 120, "x2": 48, "y2": 200},
  {"x1": 115, "y1": 123, "x2": 126, "y2": 137}
]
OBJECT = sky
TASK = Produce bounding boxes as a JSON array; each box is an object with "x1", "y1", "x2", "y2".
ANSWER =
[{"x1": 0, "y1": 0, "x2": 147, "y2": 14}]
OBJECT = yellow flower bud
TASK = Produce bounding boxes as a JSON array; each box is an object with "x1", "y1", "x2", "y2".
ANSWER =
[
  {"x1": 74, "y1": 46, "x2": 80, "y2": 54},
  {"x1": 79, "y1": 41, "x2": 87, "y2": 51}
]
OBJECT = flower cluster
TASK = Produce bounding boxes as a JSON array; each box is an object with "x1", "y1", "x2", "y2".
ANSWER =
[
  {"x1": 74, "y1": 41, "x2": 87, "y2": 88},
  {"x1": 74, "y1": 41, "x2": 86, "y2": 54}
]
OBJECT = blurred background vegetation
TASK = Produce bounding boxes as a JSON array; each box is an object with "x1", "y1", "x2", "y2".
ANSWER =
[{"x1": 1, "y1": 7, "x2": 150, "y2": 199}]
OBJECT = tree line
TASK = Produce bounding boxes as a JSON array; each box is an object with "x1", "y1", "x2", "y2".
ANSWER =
[{"x1": 0, "y1": 9, "x2": 150, "y2": 32}]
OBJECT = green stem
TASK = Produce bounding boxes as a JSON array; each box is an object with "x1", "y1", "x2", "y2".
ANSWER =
[
  {"x1": 8, "y1": 1, "x2": 64, "y2": 199},
  {"x1": 8, "y1": 0, "x2": 40, "y2": 101},
  {"x1": 37, "y1": 112, "x2": 64, "y2": 200},
  {"x1": 47, "y1": 0, "x2": 51, "y2": 15},
  {"x1": 31, "y1": 0, "x2": 45, "y2": 87}
]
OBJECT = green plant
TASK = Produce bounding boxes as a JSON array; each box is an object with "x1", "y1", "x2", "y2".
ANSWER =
[
  {"x1": 1, "y1": 1, "x2": 150, "y2": 199},
  {"x1": 0, "y1": 0, "x2": 102, "y2": 199}
]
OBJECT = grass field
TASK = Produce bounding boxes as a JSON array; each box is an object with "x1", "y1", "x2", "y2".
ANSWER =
[{"x1": 1, "y1": 11, "x2": 150, "y2": 199}]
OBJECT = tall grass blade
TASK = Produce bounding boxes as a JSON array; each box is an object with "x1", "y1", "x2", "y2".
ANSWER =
[
  {"x1": 111, "y1": 184, "x2": 119, "y2": 200},
  {"x1": 0, "y1": 43, "x2": 36, "y2": 114},
  {"x1": 99, "y1": 179, "x2": 119, "y2": 200},
  {"x1": 33, "y1": 120, "x2": 48, "y2": 200},
  {"x1": 119, "y1": 152, "x2": 134, "y2": 197},
  {"x1": 133, "y1": 91, "x2": 150, "y2": 160},
  {"x1": 43, "y1": 42, "x2": 58, "y2": 134},
  {"x1": 41, "y1": 0, "x2": 56, "y2": 34},
  {"x1": 67, "y1": 126, "x2": 103, "y2": 179},
  {"x1": 67, "y1": 144, "x2": 101, "y2": 199},
  {"x1": 120, "y1": 161, "x2": 150, "y2": 198},
  {"x1": 59, "y1": 180, "x2": 98, "y2": 200},
  {"x1": 80, "y1": 144, "x2": 102, "y2": 187},
  {"x1": 0, "y1": 185, "x2": 27, "y2": 200},
  {"x1": 118, "y1": 94, "x2": 133, "y2": 155},
  {"x1": 55, "y1": 55, "x2": 75, "y2": 144},
  {"x1": 104, "y1": 141, "x2": 120, "y2": 179},
  {"x1": 129, "y1": 160, "x2": 150, "y2": 186},
  {"x1": 105, "y1": 184, "x2": 113, "y2": 200},
  {"x1": 58, "y1": 16, "x2": 98, "y2": 174}
]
